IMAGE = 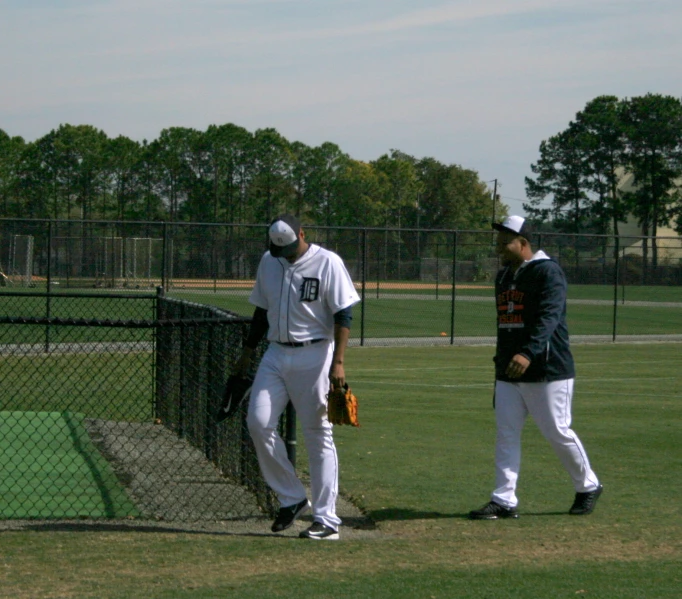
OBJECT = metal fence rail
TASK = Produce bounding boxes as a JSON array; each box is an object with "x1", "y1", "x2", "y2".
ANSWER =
[{"x1": 0, "y1": 290, "x2": 280, "y2": 521}]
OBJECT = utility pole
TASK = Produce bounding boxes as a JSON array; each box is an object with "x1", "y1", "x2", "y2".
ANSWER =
[{"x1": 491, "y1": 179, "x2": 498, "y2": 225}]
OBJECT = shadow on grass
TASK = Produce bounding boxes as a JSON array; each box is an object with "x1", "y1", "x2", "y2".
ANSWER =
[
  {"x1": 1, "y1": 510, "x2": 570, "y2": 537},
  {"x1": 369, "y1": 507, "x2": 466, "y2": 521},
  {"x1": 2, "y1": 514, "x2": 378, "y2": 536},
  {"x1": 521, "y1": 511, "x2": 573, "y2": 517},
  {"x1": 369, "y1": 507, "x2": 570, "y2": 521},
  {"x1": 0, "y1": 520, "x2": 280, "y2": 537}
]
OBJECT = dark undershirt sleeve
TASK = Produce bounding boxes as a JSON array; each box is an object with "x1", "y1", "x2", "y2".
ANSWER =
[
  {"x1": 333, "y1": 305, "x2": 353, "y2": 329},
  {"x1": 245, "y1": 307, "x2": 269, "y2": 349}
]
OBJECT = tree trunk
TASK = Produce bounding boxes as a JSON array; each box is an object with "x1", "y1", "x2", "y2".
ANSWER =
[{"x1": 641, "y1": 217, "x2": 649, "y2": 285}]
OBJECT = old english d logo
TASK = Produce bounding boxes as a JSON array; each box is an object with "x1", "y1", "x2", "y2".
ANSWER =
[{"x1": 300, "y1": 277, "x2": 320, "y2": 302}]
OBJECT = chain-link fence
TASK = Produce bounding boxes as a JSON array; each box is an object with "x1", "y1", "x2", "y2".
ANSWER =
[
  {"x1": 2, "y1": 218, "x2": 681, "y2": 344},
  {"x1": 0, "y1": 289, "x2": 281, "y2": 521},
  {"x1": 1, "y1": 218, "x2": 681, "y2": 522}
]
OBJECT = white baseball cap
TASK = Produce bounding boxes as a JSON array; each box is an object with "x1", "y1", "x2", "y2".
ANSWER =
[
  {"x1": 269, "y1": 214, "x2": 301, "y2": 258},
  {"x1": 492, "y1": 215, "x2": 533, "y2": 242}
]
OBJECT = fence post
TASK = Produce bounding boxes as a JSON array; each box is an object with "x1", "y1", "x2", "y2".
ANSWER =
[
  {"x1": 178, "y1": 300, "x2": 187, "y2": 438},
  {"x1": 153, "y1": 286, "x2": 165, "y2": 420},
  {"x1": 44, "y1": 220, "x2": 53, "y2": 353},
  {"x1": 436, "y1": 244, "x2": 440, "y2": 300},
  {"x1": 212, "y1": 225, "x2": 218, "y2": 294},
  {"x1": 612, "y1": 236, "x2": 620, "y2": 342},
  {"x1": 161, "y1": 221, "x2": 168, "y2": 291},
  {"x1": 621, "y1": 246, "x2": 626, "y2": 304},
  {"x1": 450, "y1": 231, "x2": 458, "y2": 343},
  {"x1": 205, "y1": 321, "x2": 217, "y2": 461},
  {"x1": 360, "y1": 228, "x2": 367, "y2": 347}
]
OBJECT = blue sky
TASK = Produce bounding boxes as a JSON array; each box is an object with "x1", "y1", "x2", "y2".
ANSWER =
[{"x1": 2, "y1": 0, "x2": 681, "y2": 216}]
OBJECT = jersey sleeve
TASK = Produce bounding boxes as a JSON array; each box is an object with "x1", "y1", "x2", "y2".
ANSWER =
[
  {"x1": 248, "y1": 253, "x2": 270, "y2": 310},
  {"x1": 325, "y1": 253, "x2": 361, "y2": 313}
]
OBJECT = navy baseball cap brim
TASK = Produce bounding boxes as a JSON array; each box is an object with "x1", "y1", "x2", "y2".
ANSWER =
[
  {"x1": 269, "y1": 214, "x2": 301, "y2": 258},
  {"x1": 492, "y1": 215, "x2": 533, "y2": 242}
]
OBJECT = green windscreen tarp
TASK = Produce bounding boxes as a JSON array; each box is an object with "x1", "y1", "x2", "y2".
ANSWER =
[{"x1": 0, "y1": 411, "x2": 140, "y2": 519}]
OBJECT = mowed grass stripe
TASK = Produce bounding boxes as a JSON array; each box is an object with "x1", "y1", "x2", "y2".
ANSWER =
[
  {"x1": 168, "y1": 289, "x2": 682, "y2": 337},
  {"x1": 351, "y1": 376, "x2": 676, "y2": 389},
  {"x1": 0, "y1": 411, "x2": 140, "y2": 519}
]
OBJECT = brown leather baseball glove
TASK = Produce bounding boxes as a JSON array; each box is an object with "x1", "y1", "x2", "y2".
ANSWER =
[{"x1": 327, "y1": 384, "x2": 360, "y2": 427}]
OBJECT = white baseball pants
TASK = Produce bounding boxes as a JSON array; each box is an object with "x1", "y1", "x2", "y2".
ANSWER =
[
  {"x1": 247, "y1": 340, "x2": 341, "y2": 530},
  {"x1": 492, "y1": 379, "x2": 600, "y2": 508}
]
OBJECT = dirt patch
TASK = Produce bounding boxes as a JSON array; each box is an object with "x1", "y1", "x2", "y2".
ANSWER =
[{"x1": 85, "y1": 419, "x2": 265, "y2": 521}]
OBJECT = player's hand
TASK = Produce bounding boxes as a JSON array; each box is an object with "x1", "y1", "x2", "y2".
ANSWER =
[
  {"x1": 235, "y1": 348, "x2": 253, "y2": 377},
  {"x1": 506, "y1": 354, "x2": 530, "y2": 379},
  {"x1": 329, "y1": 362, "x2": 345, "y2": 391}
]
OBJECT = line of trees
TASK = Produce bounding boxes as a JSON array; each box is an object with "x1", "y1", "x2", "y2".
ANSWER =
[
  {"x1": 0, "y1": 123, "x2": 502, "y2": 231},
  {"x1": 525, "y1": 94, "x2": 682, "y2": 249}
]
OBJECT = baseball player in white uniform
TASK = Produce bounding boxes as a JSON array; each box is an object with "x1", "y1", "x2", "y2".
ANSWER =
[{"x1": 236, "y1": 214, "x2": 360, "y2": 540}]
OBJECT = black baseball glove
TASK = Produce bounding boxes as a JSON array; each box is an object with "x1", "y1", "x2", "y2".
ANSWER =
[{"x1": 216, "y1": 374, "x2": 253, "y2": 423}]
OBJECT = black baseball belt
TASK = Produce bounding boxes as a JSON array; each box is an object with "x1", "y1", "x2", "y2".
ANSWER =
[{"x1": 274, "y1": 338, "x2": 326, "y2": 347}]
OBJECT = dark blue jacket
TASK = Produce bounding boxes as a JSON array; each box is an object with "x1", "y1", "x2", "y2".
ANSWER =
[{"x1": 494, "y1": 251, "x2": 575, "y2": 382}]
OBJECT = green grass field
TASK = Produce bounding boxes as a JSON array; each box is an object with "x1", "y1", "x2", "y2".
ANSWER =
[
  {"x1": 164, "y1": 289, "x2": 682, "y2": 337},
  {"x1": 0, "y1": 291, "x2": 156, "y2": 345},
  {"x1": 1, "y1": 353, "x2": 154, "y2": 421},
  {"x1": 2, "y1": 285, "x2": 681, "y2": 344},
  {"x1": 1, "y1": 343, "x2": 680, "y2": 598}
]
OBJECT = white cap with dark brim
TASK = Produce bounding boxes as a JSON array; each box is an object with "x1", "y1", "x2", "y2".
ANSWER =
[
  {"x1": 492, "y1": 215, "x2": 533, "y2": 242},
  {"x1": 269, "y1": 214, "x2": 301, "y2": 258}
]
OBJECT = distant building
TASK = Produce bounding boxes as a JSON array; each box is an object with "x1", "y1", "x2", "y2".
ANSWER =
[{"x1": 615, "y1": 171, "x2": 680, "y2": 262}]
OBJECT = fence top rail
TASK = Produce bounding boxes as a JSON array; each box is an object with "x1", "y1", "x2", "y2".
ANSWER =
[
  {"x1": 2, "y1": 217, "x2": 681, "y2": 242},
  {"x1": 158, "y1": 295, "x2": 243, "y2": 319},
  {"x1": 0, "y1": 291, "x2": 158, "y2": 300},
  {"x1": 0, "y1": 316, "x2": 251, "y2": 328}
]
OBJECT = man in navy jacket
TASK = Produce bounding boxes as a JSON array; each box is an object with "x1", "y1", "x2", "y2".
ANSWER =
[{"x1": 469, "y1": 216, "x2": 603, "y2": 520}]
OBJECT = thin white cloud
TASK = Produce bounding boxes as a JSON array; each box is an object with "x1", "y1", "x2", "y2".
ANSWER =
[
  {"x1": 0, "y1": 0, "x2": 646, "y2": 57},
  {"x1": 337, "y1": 0, "x2": 612, "y2": 35}
]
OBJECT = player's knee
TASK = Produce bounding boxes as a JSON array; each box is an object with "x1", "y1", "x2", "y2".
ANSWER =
[{"x1": 246, "y1": 411, "x2": 271, "y2": 439}]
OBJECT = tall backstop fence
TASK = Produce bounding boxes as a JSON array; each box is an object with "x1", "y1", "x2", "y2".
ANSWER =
[
  {"x1": 1, "y1": 218, "x2": 681, "y2": 343},
  {"x1": 0, "y1": 289, "x2": 280, "y2": 521}
]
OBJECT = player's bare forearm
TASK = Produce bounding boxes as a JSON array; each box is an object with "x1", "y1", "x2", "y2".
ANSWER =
[{"x1": 330, "y1": 324, "x2": 350, "y2": 389}]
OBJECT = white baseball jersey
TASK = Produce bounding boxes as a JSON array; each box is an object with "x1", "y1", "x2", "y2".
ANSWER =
[{"x1": 249, "y1": 244, "x2": 360, "y2": 344}]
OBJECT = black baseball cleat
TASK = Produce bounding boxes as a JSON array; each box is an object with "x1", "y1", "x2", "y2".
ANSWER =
[
  {"x1": 468, "y1": 501, "x2": 519, "y2": 520},
  {"x1": 569, "y1": 484, "x2": 603, "y2": 515},
  {"x1": 271, "y1": 498, "x2": 310, "y2": 533},
  {"x1": 299, "y1": 521, "x2": 339, "y2": 540}
]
